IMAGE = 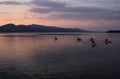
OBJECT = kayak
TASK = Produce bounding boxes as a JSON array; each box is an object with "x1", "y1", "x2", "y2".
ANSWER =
[
  {"x1": 104, "y1": 41, "x2": 112, "y2": 43},
  {"x1": 90, "y1": 43, "x2": 97, "y2": 46}
]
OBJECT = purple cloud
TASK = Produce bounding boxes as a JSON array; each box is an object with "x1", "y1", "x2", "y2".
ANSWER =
[
  {"x1": 30, "y1": 0, "x2": 107, "y2": 13},
  {"x1": 29, "y1": 0, "x2": 120, "y2": 20},
  {"x1": 0, "y1": 1, "x2": 22, "y2": 5},
  {"x1": 31, "y1": 0, "x2": 66, "y2": 8}
]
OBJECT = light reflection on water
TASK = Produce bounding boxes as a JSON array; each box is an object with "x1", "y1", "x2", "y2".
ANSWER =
[{"x1": 0, "y1": 33, "x2": 120, "y2": 79}]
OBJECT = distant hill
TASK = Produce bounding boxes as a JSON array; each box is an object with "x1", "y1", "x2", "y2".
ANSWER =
[
  {"x1": 106, "y1": 30, "x2": 120, "y2": 33},
  {"x1": 0, "y1": 24, "x2": 87, "y2": 33}
]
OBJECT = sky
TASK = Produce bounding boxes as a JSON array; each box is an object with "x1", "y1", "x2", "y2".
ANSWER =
[{"x1": 0, "y1": 0, "x2": 120, "y2": 31}]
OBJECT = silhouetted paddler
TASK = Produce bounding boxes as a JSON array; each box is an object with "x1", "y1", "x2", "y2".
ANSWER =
[
  {"x1": 54, "y1": 37, "x2": 58, "y2": 41},
  {"x1": 77, "y1": 38, "x2": 82, "y2": 42},
  {"x1": 90, "y1": 38, "x2": 95, "y2": 43},
  {"x1": 105, "y1": 38, "x2": 109, "y2": 42},
  {"x1": 104, "y1": 38, "x2": 112, "y2": 44},
  {"x1": 90, "y1": 38, "x2": 96, "y2": 48}
]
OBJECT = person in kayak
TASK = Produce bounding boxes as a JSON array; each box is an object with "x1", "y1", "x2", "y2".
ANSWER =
[
  {"x1": 104, "y1": 38, "x2": 112, "y2": 44},
  {"x1": 90, "y1": 37, "x2": 95, "y2": 43},
  {"x1": 77, "y1": 37, "x2": 82, "y2": 42},
  {"x1": 54, "y1": 37, "x2": 58, "y2": 41}
]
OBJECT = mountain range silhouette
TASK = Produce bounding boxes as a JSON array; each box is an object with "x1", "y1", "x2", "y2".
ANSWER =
[{"x1": 0, "y1": 24, "x2": 86, "y2": 32}]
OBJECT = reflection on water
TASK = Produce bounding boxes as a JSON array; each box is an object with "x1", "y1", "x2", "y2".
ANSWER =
[{"x1": 0, "y1": 33, "x2": 120, "y2": 79}]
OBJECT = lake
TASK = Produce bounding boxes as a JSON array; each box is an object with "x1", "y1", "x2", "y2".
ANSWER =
[{"x1": 0, "y1": 33, "x2": 120, "y2": 79}]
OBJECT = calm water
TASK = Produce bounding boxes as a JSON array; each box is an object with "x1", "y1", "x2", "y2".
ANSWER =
[{"x1": 0, "y1": 33, "x2": 120, "y2": 79}]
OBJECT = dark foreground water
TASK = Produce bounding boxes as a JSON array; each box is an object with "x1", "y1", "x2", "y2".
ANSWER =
[{"x1": 0, "y1": 33, "x2": 120, "y2": 79}]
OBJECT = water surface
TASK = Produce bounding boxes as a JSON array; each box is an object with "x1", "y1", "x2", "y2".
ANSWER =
[{"x1": 0, "y1": 33, "x2": 120, "y2": 79}]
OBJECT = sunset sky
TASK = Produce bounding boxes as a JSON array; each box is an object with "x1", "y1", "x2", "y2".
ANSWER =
[{"x1": 0, "y1": 0, "x2": 120, "y2": 31}]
